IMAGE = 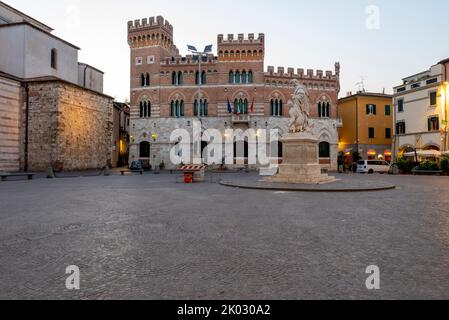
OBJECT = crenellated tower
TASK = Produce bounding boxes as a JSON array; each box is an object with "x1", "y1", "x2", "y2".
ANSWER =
[
  {"x1": 128, "y1": 16, "x2": 179, "y2": 93},
  {"x1": 217, "y1": 33, "x2": 265, "y2": 62}
]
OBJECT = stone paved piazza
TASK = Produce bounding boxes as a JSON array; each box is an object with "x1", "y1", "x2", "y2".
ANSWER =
[{"x1": 0, "y1": 173, "x2": 448, "y2": 299}]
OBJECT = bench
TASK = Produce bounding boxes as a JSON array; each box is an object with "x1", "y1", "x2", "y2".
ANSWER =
[
  {"x1": 0, "y1": 172, "x2": 36, "y2": 181},
  {"x1": 120, "y1": 170, "x2": 143, "y2": 176},
  {"x1": 412, "y1": 169, "x2": 442, "y2": 176}
]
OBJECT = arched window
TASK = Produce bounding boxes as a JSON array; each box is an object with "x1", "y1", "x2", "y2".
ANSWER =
[
  {"x1": 319, "y1": 142, "x2": 330, "y2": 158},
  {"x1": 195, "y1": 71, "x2": 200, "y2": 85},
  {"x1": 279, "y1": 100, "x2": 283, "y2": 116},
  {"x1": 248, "y1": 71, "x2": 253, "y2": 83},
  {"x1": 139, "y1": 142, "x2": 150, "y2": 158},
  {"x1": 270, "y1": 99, "x2": 283, "y2": 116},
  {"x1": 194, "y1": 99, "x2": 208, "y2": 117},
  {"x1": 201, "y1": 71, "x2": 206, "y2": 85},
  {"x1": 172, "y1": 72, "x2": 177, "y2": 85},
  {"x1": 318, "y1": 102, "x2": 330, "y2": 118},
  {"x1": 51, "y1": 48, "x2": 57, "y2": 69},
  {"x1": 171, "y1": 100, "x2": 184, "y2": 118},
  {"x1": 229, "y1": 71, "x2": 234, "y2": 84},
  {"x1": 139, "y1": 101, "x2": 151, "y2": 118},
  {"x1": 146, "y1": 73, "x2": 150, "y2": 86},
  {"x1": 235, "y1": 71, "x2": 241, "y2": 84},
  {"x1": 177, "y1": 72, "x2": 183, "y2": 85},
  {"x1": 141, "y1": 74, "x2": 145, "y2": 87},
  {"x1": 242, "y1": 71, "x2": 247, "y2": 84}
]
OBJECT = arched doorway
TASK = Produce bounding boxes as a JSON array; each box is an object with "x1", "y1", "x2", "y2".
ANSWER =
[
  {"x1": 139, "y1": 141, "x2": 150, "y2": 169},
  {"x1": 234, "y1": 140, "x2": 249, "y2": 164},
  {"x1": 319, "y1": 142, "x2": 330, "y2": 158},
  {"x1": 319, "y1": 141, "x2": 331, "y2": 165}
]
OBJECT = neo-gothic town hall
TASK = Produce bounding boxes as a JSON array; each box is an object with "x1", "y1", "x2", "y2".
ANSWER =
[{"x1": 127, "y1": 16, "x2": 341, "y2": 170}]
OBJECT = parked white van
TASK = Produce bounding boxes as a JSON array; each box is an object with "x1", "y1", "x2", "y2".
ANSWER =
[{"x1": 358, "y1": 160, "x2": 391, "y2": 174}]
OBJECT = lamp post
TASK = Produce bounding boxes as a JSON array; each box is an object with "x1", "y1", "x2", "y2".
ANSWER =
[
  {"x1": 187, "y1": 44, "x2": 213, "y2": 118},
  {"x1": 187, "y1": 45, "x2": 213, "y2": 163}
]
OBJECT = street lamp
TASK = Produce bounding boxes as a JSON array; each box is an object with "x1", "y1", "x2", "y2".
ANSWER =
[
  {"x1": 187, "y1": 44, "x2": 213, "y2": 118},
  {"x1": 444, "y1": 82, "x2": 449, "y2": 152}
]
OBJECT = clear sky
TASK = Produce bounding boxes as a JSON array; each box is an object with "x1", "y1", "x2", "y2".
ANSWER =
[{"x1": 6, "y1": 0, "x2": 449, "y2": 101}]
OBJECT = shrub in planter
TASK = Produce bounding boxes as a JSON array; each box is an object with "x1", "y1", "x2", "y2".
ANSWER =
[
  {"x1": 440, "y1": 157, "x2": 449, "y2": 173},
  {"x1": 396, "y1": 158, "x2": 414, "y2": 174},
  {"x1": 418, "y1": 161, "x2": 439, "y2": 171},
  {"x1": 159, "y1": 161, "x2": 166, "y2": 171}
]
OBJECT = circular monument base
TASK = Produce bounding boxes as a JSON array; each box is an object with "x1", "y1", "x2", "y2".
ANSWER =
[{"x1": 220, "y1": 178, "x2": 396, "y2": 193}]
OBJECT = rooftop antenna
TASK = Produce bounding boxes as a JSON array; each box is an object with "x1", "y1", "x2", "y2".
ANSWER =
[{"x1": 355, "y1": 76, "x2": 366, "y2": 93}]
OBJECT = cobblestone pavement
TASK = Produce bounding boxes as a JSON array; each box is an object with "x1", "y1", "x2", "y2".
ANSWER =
[{"x1": 0, "y1": 173, "x2": 448, "y2": 300}]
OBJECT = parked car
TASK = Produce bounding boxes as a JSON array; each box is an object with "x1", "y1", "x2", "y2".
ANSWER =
[
  {"x1": 130, "y1": 160, "x2": 143, "y2": 171},
  {"x1": 358, "y1": 160, "x2": 391, "y2": 174}
]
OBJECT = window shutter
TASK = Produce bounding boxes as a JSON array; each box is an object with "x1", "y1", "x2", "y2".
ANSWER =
[
  {"x1": 428, "y1": 118, "x2": 432, "y2": 131},
  {"x1": 366, "y1": 105, "x2": 370, "y2": 115},
  {"x1": 373, "y1": 105, "x2": 377, "y2": 115}
]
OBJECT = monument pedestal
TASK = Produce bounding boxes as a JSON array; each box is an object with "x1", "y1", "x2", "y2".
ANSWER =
[{"x1": 266, "y1": 132, "x2": 335, "y2": 185}]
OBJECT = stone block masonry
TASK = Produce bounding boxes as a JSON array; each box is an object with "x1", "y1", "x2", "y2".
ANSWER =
[
  {"x1": 26, "y1": 80, "x2": 113, "y2": 172},
  {"x1": 0, "y1": 75, "x2": 22, "y2": 172}
]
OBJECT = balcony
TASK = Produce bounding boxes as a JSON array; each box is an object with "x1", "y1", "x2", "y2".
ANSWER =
[{"x1": 232, "y1": 114, "x2": 250, "y2": 124}]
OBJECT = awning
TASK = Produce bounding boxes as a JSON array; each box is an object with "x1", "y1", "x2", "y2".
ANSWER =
[{"x1": 403, "y1": 150, "x2": 441, "y2": 157}]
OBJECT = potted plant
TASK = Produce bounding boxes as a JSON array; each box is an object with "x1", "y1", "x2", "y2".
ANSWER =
[{"x1": 159, "y1": 160, "x2": 165, "y2": 171}]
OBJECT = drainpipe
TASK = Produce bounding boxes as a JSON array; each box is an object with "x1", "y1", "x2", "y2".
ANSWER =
[
  {"x1": 24, "y1": 83, "x2": 30, "y2": 172},
  {"x1": 83, "y1": 64, "x2": 88, "y2": 88}
]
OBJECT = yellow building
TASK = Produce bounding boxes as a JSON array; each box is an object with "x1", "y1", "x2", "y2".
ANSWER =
[{"x1": 338, "y1": 92, "x2": 393, "y2": 162}]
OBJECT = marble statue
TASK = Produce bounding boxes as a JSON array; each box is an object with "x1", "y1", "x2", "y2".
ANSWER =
[{"x1": 288, "y1": 79, "x2": 311, "y2": 133}]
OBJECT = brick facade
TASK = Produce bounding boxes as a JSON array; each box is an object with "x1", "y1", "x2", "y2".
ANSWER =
[{"x1": 127, "y1": 16, "x2": 341, "y2": 170}]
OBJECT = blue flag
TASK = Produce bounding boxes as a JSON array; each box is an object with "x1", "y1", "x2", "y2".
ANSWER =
[{"x1": 227, "y1": 98, "x2": 232, "y2": 114}]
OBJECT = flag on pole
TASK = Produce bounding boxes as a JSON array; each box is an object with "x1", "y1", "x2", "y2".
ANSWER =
[
  {"x1": 237, "y1": 99, "x2": 242, "y2": 115},
  {"x1": 187, "y1": 45, "x2": 197, "y2": 52},
  {"x1": 250, "y1": 97, "x2": 255, "y2": 113},
  {"x1": 227, "y1": 98, "x2": 232, "y2": 114}
]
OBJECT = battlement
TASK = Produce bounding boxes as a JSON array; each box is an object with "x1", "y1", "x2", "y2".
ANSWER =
[
  {"x1": 160, "y1": 54, "x2": 218, "y2": 66},
  {"x1": 265, "y1": 66, "x2": 337, "y2": 80},
  {"x1": 217, "y1": 33, "x2": 265, "y2": 45},
  {"x1": 127, "y1": 16, "x2": 173, "y2": 34}
]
